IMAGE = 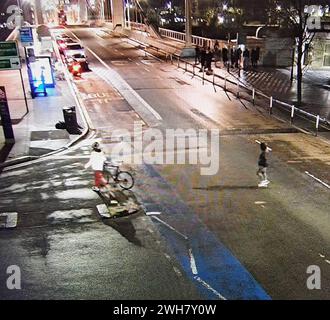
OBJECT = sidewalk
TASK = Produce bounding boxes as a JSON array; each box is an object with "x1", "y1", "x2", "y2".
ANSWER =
[
  {"x1": 0, "y1": 62, "x2": 84, "y2": 164},
  {"x1": 223, "y1": 66, "x2": 330, "y2": 119},
  {"x1": 121, "y1": 30, "x2": 330, "y2": 120}
]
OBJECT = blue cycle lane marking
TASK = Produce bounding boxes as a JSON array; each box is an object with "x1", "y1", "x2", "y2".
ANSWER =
[{"x1": 135, "y1": 164, "x2": 271, "y2": 300}]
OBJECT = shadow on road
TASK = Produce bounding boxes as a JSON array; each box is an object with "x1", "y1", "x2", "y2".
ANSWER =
[
  {"x1": 0, "y1": 143, "x2": 14, "y2": 173},
  {"x1": 103, "y1": 216, "x2": 143, "y2": 247}
]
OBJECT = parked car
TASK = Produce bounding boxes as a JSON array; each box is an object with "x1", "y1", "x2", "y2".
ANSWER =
[
  {"x1": 64, "y1": 43, "x2": 85, "y2": 58},
  {"x1": 57, "y1": 37, "x2": 75, "y2": 54},
  {"x1": 66, "y1": 53, "x2": 89, "y2": 72}
]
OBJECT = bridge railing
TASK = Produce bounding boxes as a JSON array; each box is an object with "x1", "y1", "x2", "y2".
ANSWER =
[
  {"x1": 159, "y1": 28, "x2": 215, "y2": 48},
  {"x1": 127, "y1": 31, "x2": 330, "y2": 137},
  {"x1": 173, "y1": 57, "x2": 330, "y2": 137}
]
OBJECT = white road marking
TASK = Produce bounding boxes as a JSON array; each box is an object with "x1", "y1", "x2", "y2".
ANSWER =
[
  {"x1": 144, "y1": 67, "x2": 150, "y2": 72},
  {"x1": 0, "y1": 212, "x2": 18, "y2": 229},
  {"x1": 152, "y1": 216, "x2": 188, "y2": 240},
  {"x1": 325, "y1": 260, "x2": 330, "y2": 265},
  {"x1": 287, "y1": 160, "x2": 303, "y2": 164},
  {"x1": 173, "y1": 266, "x2": 182, "y2": 277},
  {"x1": 305, "y1": 171, "x2": 330, "y2": 189},
  {"x1": 86, "y1": 46, "x2": 162, "y2": 121},
  {"x1": 194, "y1": 276, "x2": 227, "y2": 300},
  {"x1": 146, "y1": 212, "x2": 162, "y2": 216},
  {"x1": 255, "y1": 201, "x2": 267, "y2": 205},
  {"x1": 319, "y1": 254, "x2": 325, "y2": 258},
  {"x1": 189, "y1": 248, "x2": 198, "y2": 275}
]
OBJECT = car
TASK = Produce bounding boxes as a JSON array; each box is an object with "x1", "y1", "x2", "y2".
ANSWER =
[
  {"x1": 66, "y1": 53, "x2": 89, "y2": 72},
  {"x1": 57, "y1": 38, "x2": 76, "y2": 54},
  {"x1": 64, "y1": 43, "x2": 85, "y2": 59}
]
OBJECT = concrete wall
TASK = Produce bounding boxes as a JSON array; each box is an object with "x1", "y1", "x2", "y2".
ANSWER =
[{"x1": 310, "y1": 33, "x2": 330, "y2": 68}]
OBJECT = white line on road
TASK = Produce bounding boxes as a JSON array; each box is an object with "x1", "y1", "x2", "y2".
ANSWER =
[
  {"x1": 86, "y1": 46, "x2": 163, "y2": 121},
  {"x1": 305, "y1": 171, "x2": 330, "y2": 189},
  {"x1": 255, "y1": 201, "x2": 267, "y2": 205},
  {"x1": 194, "y1": 276, "x2": 227, "y2": 300},
  {"x1": 152, "y1": 216, "x2": 188, "y2": 240},
  {"x1": 144, "y1": 67, "x2": 150, "y2": 72},
  {"x1": 325, "y1": 260, "x2": 330, "y2": 265},
  {"x1": 189, "y1": 248, "x2": 198, "y2": 275}
]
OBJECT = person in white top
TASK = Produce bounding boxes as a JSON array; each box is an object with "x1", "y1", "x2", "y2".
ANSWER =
[{"x1": 85, "y1": 142, "x2": 108, "y2": 192}]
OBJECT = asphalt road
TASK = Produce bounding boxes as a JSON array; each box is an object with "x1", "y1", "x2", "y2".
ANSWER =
[{"x1": 0, "y1": 26, "x2": 329, "y2": 300}]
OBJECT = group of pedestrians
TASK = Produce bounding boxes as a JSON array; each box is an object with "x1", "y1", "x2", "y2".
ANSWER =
[{"x1": 195, "y1": 43, "x2": 261, "y2": 72}]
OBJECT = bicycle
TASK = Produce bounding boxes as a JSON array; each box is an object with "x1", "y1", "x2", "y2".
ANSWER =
[{"x1": 103, "y1": 161, "x2": 134, "y2": 190}]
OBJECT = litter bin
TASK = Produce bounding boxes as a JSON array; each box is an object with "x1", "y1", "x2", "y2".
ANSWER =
[{"x1": 63, "y1": 106, "x2": 78, "y2": 134}]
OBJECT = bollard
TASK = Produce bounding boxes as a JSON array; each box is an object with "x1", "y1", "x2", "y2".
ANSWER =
[
  {"x1": 316, "y1": 115, "x2": 320, "y2": 136},
  {"x1": 290, "y1": 105, "x2": 295, "y2": 124},
  {"x1": 237, "y1": 82, "x2": 240, "y2": 98},
  {"x1": 202, "y1": 67, "x2": 205, "y2": 85},
  {"x1": 185, "y1": 61, "x2": 187, "y2": 72},
  {"x1": 252, "y1": 88, "x2": 255, "y2": 105},
  {"x1": 170, "y1": 54, "x2": 173, "y2": 65},
  {"x1": 224, "y1": 77, "x2": 227, "y2": 90},
  {"x1": 269, "y1": 96, "x2": 273, "y2": 115},
  {"x1": 193, "y1": 64, "x2": 195, "y2": 76},
  {"x1": 177, "y1": 57, "x2": 180, "y2": 68}
]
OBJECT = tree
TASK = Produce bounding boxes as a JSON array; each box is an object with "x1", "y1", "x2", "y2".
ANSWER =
[{"x1": 268, "y1": 0, "x2": 328, "y2": 105}]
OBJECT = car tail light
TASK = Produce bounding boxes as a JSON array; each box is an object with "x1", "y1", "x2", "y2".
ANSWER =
[{"x1": 72, "y1": 64, "x2": 81, "y2": 73}]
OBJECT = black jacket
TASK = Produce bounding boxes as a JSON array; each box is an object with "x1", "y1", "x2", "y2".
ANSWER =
[{"x1": 258, "y1": 152, "x2": 268, "y2": 167}]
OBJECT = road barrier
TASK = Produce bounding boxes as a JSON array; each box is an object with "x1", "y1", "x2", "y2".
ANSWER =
[
  {"x1": 125, "y1": 34, "x2": 330, "y2": 138},
  {"x1": 174, "y1": 56, "x2": 330, "y2": 137}
]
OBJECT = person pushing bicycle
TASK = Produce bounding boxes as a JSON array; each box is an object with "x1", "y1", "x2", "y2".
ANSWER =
[{"x1": 84, "y1": 142, "x2": 110, "y2": 193}]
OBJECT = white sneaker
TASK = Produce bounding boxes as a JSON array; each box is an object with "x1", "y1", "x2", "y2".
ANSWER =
[
  {"x1": 264, "y1": 180, "x2": 270, "y2": 185},
  {"x1": 258, "y1": 181, "x2": 268, "y2": 188},
  {"x1": 92, "y1": 186, "x2": 100, "y2": 192}
]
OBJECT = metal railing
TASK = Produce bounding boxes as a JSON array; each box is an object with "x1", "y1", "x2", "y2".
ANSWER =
[
  {"x1": 159, "y1": 28, "x2": 214, "y2": 48},
  {"x1": 125, "y1": 32, "x2": 330, "y2": 137},
  {"x1": 174, "y1": 57, "x2": 330, "y2": 137}
]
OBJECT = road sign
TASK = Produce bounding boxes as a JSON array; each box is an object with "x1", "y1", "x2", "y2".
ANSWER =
[
  {"x1": 20, "y1": 27, "x2": 34, "y2": 47},
  {"x1": 0, "y1": 57, "x2": 21, "y2": 70},
  {"x1": 0, "y1": 41, "x2": 19, "y2": 57},
  {"x1": 0, "y1": 41, "x2": 21, "y2": 70}
]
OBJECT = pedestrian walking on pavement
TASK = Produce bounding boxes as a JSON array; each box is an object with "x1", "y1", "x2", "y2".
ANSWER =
[
  {"x1": 243, "y1": 48, "x2": 250, "y2": 70},
  {"x1": 230, "y1": 48, "x2": 235, "y2": 68},
  {"x1": 257, "y1": 142, "x2": 271, "y2": 188},
  {"x1": 195, "y1": 45, "x2": 200, "y2": 65},
  {"x1": 222, "y1": 47, "x2": 229, "y2": 68},
  {"x1": 205, "y1": 47, "x2": 213, "y2": 74},
  {"x1": 199, "y1": 47, "x2": 206, "y2": 72},
  {"x1": 84, "y1": 142, "x2": 109, "y2": 192},
  {"x1": 214, "y1": 42, "x2": 221, "y2": 68}
]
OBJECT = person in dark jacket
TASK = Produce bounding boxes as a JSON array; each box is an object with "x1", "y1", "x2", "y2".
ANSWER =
[
  {"x1": 243, "y1": 48, "x2": 250, "y2": 70},
  {"x1": 222, "y1": 47, "x2": 228, "y2": 67},
  {"x1": 230, "y1": 48, "x2": 235, "y2": 68},
  {"x1": 195, "y1": 45, "x2": 200, "y2": 65},
  {"x1": 257, "y1": 142, "x2": 271, "y2": 187},
  {"x1": 199, "y1": 46, "x2": 206, "y2": 72},
  {"x1": 205, "y1": 47, "x2": 213, "y2": 72}
]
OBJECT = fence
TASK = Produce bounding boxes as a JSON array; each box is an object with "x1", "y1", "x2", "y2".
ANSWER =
[
  {"x1": 174, "y1": 57, "x2": 330, "y2": 137},
  {"x1": 159, "y1": 28, "x2": 215, "y2": 48},
  {"x1": 128, "y1": 35, "x2": 330, "y2": 137}
]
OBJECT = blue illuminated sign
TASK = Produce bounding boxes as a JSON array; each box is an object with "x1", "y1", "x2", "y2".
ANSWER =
[{"x1": 20, "y1": 27, "x2": 34, "y2": 47}]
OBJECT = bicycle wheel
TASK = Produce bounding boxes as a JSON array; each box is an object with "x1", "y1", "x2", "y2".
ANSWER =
[{"x1": 117, "y1": 171, "x2": 134, "y2": 190}]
